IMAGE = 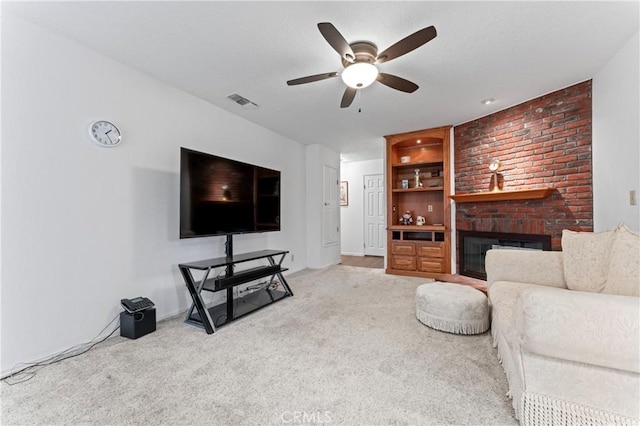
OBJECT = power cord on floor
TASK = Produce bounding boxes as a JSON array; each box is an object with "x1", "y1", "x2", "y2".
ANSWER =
[{"x1": 2, "y1": 313, "x2": 121, "y2": 385}]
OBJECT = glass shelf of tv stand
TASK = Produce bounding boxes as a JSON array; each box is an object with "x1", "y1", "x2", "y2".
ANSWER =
[{"x1": 179, "y1": 249, "x2": 287, "y2": 270}]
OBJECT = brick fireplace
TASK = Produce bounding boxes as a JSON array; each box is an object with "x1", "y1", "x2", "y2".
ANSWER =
[{"x1": 453, "y1": 80, "x2": 593, "y2": 274}]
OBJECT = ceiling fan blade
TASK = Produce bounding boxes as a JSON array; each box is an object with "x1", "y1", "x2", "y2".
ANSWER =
[
  {"x1": 376, "y1": 26, "x2": 437, "y2": 64},
  {"x1": 377, "y1": 73, "x2": 419, "y2": 93},
  {"x1": 340, "y1": 87, "x2": 357, "y2": 108},
  {"x1": 318, "y1": 22, "x2": 356, "y2": 62},
  {"x1": 287, "y1": 72, "x2": 339, "y2": 86}
]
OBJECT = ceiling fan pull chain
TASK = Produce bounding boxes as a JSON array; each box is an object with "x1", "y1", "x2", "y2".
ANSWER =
[{"x1": 354, "y1": 89, "x2": 364, "y2": 113}]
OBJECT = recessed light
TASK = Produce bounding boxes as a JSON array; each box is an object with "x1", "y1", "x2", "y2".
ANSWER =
[
  {"x1": 416, "y1": 139, "x2": 422, "y2": 144},
  {"x1": 481, "y1": 98, "x2": 495, "y2": 105}
]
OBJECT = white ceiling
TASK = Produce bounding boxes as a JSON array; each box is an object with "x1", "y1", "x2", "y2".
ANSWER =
[{"x1": 4, "y1": 1, "x2": 638, "y2": 161}]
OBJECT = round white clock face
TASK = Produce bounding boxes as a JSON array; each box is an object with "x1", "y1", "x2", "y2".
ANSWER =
[
  {"x1": 489, "y1": 159, "x2": 501, "y2": 172},
  {"x1": 89, "y1": 121, "x2": 121, "y2": 147}
]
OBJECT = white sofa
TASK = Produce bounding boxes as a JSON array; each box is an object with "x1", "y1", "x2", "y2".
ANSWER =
[{"x1": 485, "y1": 224, "x2": 640, "y2": 425}]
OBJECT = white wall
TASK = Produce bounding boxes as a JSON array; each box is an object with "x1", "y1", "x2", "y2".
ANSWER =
[
  {"x1": 593, "y1": 31, "x2": 640, "y2": 232},
  {"x1": 0, "y1": 14, "x2": 308, "y2": 373},
  {"x1": 305, "y1": 144, "x2": 341, "y2": 269},
  {"x1": 339, "y1": 158, "x2": 384, "y2": 256}
]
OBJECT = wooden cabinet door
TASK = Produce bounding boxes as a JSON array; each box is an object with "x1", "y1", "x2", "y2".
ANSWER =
[
  {"x1": 390, "y1": 255, "x2": 416, "y2": 271},
  {"x1": 417, "y1": 242, "x2": 445, "y2": 258},
  {"x1": 391, "y1": 241, "x2": 416, "y2": 255},
  {"x1": 417, "y1": 257, "x2": 445, "y2": 273}
]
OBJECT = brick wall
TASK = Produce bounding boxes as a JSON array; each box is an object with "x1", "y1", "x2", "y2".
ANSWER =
[{"x1": 454, "y1": 80, "x2": 593, "y2": 251}]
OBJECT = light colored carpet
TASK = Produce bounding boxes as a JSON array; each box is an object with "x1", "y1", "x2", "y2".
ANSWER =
[{"x1": 1, "y1": 265, "x2": 516, "y2": 425}]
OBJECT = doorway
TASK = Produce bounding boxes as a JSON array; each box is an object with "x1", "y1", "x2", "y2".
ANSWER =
[
  {"x1": 323, "y1": 164, "x2": 339, "y2": 247},
  {"x1": 363, "y1": 174, "x2": 385, "y2": 257}
]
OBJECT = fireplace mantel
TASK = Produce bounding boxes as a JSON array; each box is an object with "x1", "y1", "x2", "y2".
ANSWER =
[{"x1": 450, "y1": 188, "x2": 554, "y2": 203}]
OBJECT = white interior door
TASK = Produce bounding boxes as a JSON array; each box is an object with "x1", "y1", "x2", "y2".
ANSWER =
[
  {"x1": 364, "y1": 174, "x2": 385, "y2": 256},
  {"x1": 323, "y1": 165, "x2": 339, "y2": 246}
]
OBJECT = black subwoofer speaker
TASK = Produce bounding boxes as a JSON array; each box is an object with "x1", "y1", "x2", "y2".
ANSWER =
[{"x1": 120, "y1": 308, "x2": 156, "y2": 339}]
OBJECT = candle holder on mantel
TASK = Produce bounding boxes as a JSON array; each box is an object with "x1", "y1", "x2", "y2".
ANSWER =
[{"x1": 489, "y1": 159, "x2": 502, "y2": 192}]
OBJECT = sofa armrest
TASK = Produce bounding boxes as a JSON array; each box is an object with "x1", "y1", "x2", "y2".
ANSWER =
[
  {"x1": 515, "y1": 286, "x2": 640, "y2": 373},
  {"x1": 485, "y1": 249, "x2": 566, "y2": 290}
]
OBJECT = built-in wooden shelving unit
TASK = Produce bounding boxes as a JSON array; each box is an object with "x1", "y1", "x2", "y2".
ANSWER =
[{"x1": 385, "y1": 125, "x2": 452, "y2": 278}]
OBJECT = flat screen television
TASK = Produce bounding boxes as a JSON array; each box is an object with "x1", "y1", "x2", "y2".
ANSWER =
[{"x1": 180, "y1": 147, "x2": 281, "y2": 238}]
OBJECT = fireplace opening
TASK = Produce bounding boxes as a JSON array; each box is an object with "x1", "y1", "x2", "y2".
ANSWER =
[{"x1": 458, "y1": 230, "x2": 552, "y2": 280}]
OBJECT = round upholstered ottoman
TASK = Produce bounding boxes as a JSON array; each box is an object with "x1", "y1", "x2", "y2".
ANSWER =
[{"x1": 416, "y1": 282, "x2": 489, "y2": 335}]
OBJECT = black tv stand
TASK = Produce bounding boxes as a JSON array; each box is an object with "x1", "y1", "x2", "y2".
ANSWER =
[{"x1": 179, "y1": 245, "x2": 293, "y2": 334}]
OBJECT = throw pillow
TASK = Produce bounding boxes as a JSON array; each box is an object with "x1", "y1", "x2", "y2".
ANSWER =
[
  {"x1": 562, "y1": 229, "x2": 615, "y2": 293},
  {"x1": 604, "y1": 223, "x2": 640, "y2": 297}
]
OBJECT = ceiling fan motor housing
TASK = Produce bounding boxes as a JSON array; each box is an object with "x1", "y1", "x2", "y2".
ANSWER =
[{"x1": 341, "y1": 42, "x2": 378, "y2": 68}]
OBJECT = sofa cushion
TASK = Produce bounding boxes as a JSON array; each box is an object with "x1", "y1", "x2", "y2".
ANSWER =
[
  {"x1": 561, "y1": 229, "x2": 615, "y2": 293},
  {"x1": 485, "y1": 250, "x2": 566, "y2": 290},
  {"x1": 514, "y1": 286, "x2": 640, "y2": 373},
  {"x1": 604, "y1": 224, "x2": 640, "y2": 297}
]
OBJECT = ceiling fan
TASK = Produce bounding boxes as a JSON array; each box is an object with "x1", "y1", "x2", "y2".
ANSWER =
[{"x1": 287, "y1": 23, "x2": 437, "y2": 108}]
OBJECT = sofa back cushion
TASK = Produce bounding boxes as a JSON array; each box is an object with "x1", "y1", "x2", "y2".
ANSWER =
[
  {"x1": 562, "y1": 229, "x2": 615, "y2": 293},
  {"x1": 604, "y1": 224, "x2": 640, "y2": 297}
]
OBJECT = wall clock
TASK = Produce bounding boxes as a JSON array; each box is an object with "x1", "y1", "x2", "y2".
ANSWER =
[
  {"x1": 88, "y1": 120, "x2": 121, "y2": 147},
  {"x1": 489, "y1": 159, "x2": 501, "y2": 172}
]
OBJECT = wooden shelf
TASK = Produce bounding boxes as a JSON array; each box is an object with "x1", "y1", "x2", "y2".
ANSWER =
[
  {"x1": 450, "y1": 188, "x2": 554, "y2": 203},
  {"x1": 392, "y1": 160, "x2": 442, "y2": 168},
  {"x1": 388, "y1": 225, "x2": 447, "y2": 231},
  {"x1": 392, "y1": 187, "x2": 444, "y2": 192}
]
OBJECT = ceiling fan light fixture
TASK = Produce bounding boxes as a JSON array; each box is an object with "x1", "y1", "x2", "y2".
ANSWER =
[{"x1": 341, "y1": 62, "x2": 379, "y2": 89}]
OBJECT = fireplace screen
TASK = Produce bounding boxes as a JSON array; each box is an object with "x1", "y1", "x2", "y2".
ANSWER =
[{"x1": 459, "y1": 230, "x2": 551, "y2": 280}]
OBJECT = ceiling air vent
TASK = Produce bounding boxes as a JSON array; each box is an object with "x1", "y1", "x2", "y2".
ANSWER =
[{"x1": 227, "y1": 93, "x2": 259, "y2": 110}]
